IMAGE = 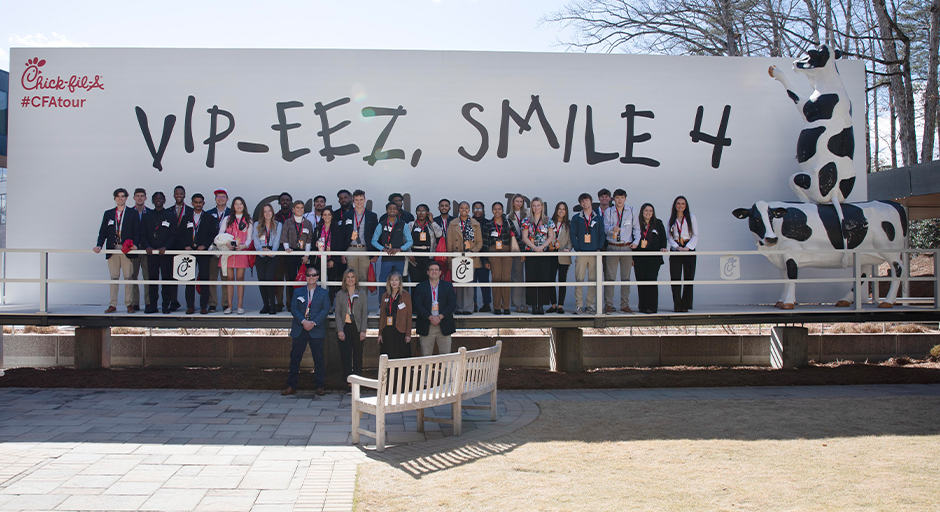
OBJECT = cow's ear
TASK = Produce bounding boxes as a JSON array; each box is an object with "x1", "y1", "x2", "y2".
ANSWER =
[
  {"x1": 834, "y1": 49, "x2": 844, "y2": 59},
  {"x1": 771, "y1": 208, "x2": 788, "y2": 218},
  {"x1": 732, "y1": 208, "x2": 751, "y2": 219}
]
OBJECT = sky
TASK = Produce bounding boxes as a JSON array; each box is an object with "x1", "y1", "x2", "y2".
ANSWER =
[{"x1": 0, "y1": 0, "x2": 579, "y2": 71}]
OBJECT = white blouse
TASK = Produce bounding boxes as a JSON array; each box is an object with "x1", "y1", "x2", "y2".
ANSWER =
[{"x1": 666, "y1": 213, "x2": 698, "y2": 251}]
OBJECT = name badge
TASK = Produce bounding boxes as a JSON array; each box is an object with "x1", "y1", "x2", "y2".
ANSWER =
[
  {"x1": 491, "y1": 231, "x2": 498, "y2": 237},
  {"x1": 386, "y1": 316, "x2": 394, "y2": 326},
  {"x1": 384, "y1": 297, "x2": 389, "y2": 302},
  {"x1": 432, "y1": 302, "x2": 439, "y2": 314},
  {"x1": 161, "y1": 220, "x2": 170, "y2": 227},
  {"x1": 640, "y1": 239, "x2": 648, "y2": 249},
  {"x1": 187, "y1": 221, "x2": 194, "y2": 228},
  {"x1": 302, "y1": 228, "x2": 309, "y2": 234},
  {"x1": 108, "y1": 220, "x2": 115, "y2": 226},
  {"x1": 584, "y1": 234, "x2": 591, "y2": 244},
  {"x1": 590, "y1": 221, "x2": 596, "y2": 227},
  {"x1": 345, "y1": 312, "x2": 351, "y2": 323},
  {"x1": 297, "y1": 240, "x2": 304, "y2": 248},
  {"x1": 345, "y1": 219, "x2": 353, "y2": 225},
  {"x1": 495, "y1": 240, "x2": 503, "y2": 250},
  {"x1": 398, "y1": 302, "x2": 406, "y2": 310},
  {"x1": 386, "y1": 225, "x2": 392, "y2": 232},
  {"x1": 351, "y1": 231, "x2": 358, "y2": 241},
  {"x1": 419, "y1": 232, "x2": 427, "y2": 242},
  {"x1": 260, "y1": 235, "x2": 266, "y2": 242}
]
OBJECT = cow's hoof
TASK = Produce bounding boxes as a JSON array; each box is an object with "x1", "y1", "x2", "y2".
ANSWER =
[
  {"x1": 774, "y1": 301, "x2": 784, "y2": 308},
  {"x1": 834, "y1": 300, "x2": 851, "y2": 307},
  {"x1": 877, "y1": 302, "x2": 894, "y2": 309},
  {"x1": 781, "y1": 303, "x2": 795, "y2": 310}
]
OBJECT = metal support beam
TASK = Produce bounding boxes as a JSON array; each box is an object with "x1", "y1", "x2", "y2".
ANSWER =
[
  {"x1": 550, "y1": 327, "x2": 583, "y2": 373},
  {"x1": 74, "y1": 327, "x2": 111, "y2": 370},
  {"x1": 770, "y1": 326, "x2": 808, "y2": 369}
]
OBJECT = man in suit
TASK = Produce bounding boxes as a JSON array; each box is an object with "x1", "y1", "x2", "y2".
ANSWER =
[
  {"x1": 180, "y1": 193, "x2": 218, "y2": 315},
  {"x1": 341, "y1": 189, "x2": 378, "y2": 292},
  {"x1": 284, "y1": 267, "x2": 331, "y2": 396},
  {"x1": 166, "y1": 185, "x2": 194, "y2": 312},
  {"x1": 412, "y1": 261, "x2": 457, "y2": 356},
  {"x1": 130, "y1": 188, "x2": 151, "y2": 311},
  {"x1": 205, "y1": 189, "x2": 231, "y2": 312},
  {"x1": 141, "y1": 192, "x2": 178, "y2": 314},
  {"x1": 94, "y1": 188, "x2": 141, "y2": 313}
]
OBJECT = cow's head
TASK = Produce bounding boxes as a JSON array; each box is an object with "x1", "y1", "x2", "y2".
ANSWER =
[
  {"x1": 733, "y1": 201, "x2": 788, "y2": 246},
  {"x1": 792, "y1": 44, "x2": 843, "y2": 78}
]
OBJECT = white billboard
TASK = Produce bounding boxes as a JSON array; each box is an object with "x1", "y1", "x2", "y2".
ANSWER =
[{"x1": 6, "y1": 48, "x2": 867, "y2": 307}]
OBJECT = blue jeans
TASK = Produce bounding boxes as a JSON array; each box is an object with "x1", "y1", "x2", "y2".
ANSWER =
[
  {"x1": 379, "y1": 258, "x2": 406, "y2": 282},
  {"x1": 287, "y1": 331, "x2": 324, "y2": 389}
]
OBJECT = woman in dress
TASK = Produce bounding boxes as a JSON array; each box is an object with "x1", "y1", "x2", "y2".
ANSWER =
[
  {"x1": 482, "y1": 201, "x2": 517, "y2": 315},
  {"x1": 314, "y1": 207, "x2": 344, "y2": 304},
  {"x1": 508, "y1": 193, "x2": 528, "y2": 312},
  {"x1": 667, "y1": 196, "x2": 698, "y2": 312},
  {"x1": 634, "y1": 203, "x2": 667, "y2": 314},
  {"x1": 252, "y1": 204, "x2": 282, "y2": 315},
  {"x1": 377, "y1": 271, "x2": 413, "y2": 360},
  {"x1": 333, "y1": 269, "x2": 368, "y2": 390},
  {"x1": 219, "y1": 196, "x2": 254, "y2": 315},
  {"x1": 521, "y1": 197, "x2": 556, "y2": 315},
  {"x1": 548, "y1": 201, "x2": 572, "y2": 314}
]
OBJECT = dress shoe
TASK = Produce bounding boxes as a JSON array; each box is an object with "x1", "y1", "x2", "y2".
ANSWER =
[
  {"x1": 186, "y1": 308, "x2": 196, "y2": 315},
  {"x1": 145, "y1": 306, "x2": 158, "y2": 314},
  {"x1": 480, "y1": 304, "x2": 492, "y2": 313},
  {"x1": 281, "y1": 387, "x2": 297, "y2": 396},
  {"x1": 133, "y1": 304, "x2": 141, "y2": 311},
  {"x1": 169, "y1": 302, "x2": 181, "y2": 312},
  {"x1": 533, "y1": 305, "x2": 544, "y2": 315},
  {"x1": 546, "y1": 305, "x2": 558, "y2": 313},
  {"x1": 316, "y1": 387, "x2": 326, "y2": 396},
  {"x1": 556, "y1": 307, "x2": 565, "y2": 314},
  {"x1": 603, "y1": 305, "x2": 616, "y2": 314},
  {"x1": 208, "y1": 306, "x2": 217, "y2": 312},
  {"x1": 269, "y1": 309, "x2": 277, "y2": 315},
  {"x1": 276, "y1": 304, "x2": 284, "y2": 312},
  {"x1": 127, "y1": 305, "x2": 136, "y2": 314},
  {"x1": 260, "y1": 306, "x2": 270, "y2": 314},
  {"x1": 620, "y1": 305, "x2": 634, "y2": 314},
  {"x1": 200, "y1": 308, "x2": 209, "y2": 315},
  {"x1": 502, "y1": 309, "x2": 511, "y2": 315},
  {"x1": 162, "y1": 309, "x2": 171, "y2": 314},
  {"x1": 104, "y1": 306, "x2": 117, "y2": 314},
  {"x1": 493, "y1": 309, "x2": 502, "y2": 315}
]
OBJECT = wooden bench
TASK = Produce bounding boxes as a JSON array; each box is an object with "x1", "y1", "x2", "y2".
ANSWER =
[{"x1": 348, "y1": 341, "x2": 502, "y2": 452}]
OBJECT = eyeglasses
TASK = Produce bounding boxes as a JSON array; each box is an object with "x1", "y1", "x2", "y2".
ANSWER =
[{"x1": 306, "y1": 273, "x2": 319, "y2": 278}]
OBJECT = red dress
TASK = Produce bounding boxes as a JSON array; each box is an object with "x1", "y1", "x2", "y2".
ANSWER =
[{"x1": 220, "y1": 215, "x2": 252, "y2": 269}]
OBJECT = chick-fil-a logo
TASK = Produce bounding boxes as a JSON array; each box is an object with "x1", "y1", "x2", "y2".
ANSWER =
[{"x1": 21, "y1": 57, "x2": 104, "y2": 93}]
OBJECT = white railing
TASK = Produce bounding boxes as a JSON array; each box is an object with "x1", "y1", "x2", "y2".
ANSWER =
[{"x1": 0, "y1": 248, "x2": 937, "y2": 315}]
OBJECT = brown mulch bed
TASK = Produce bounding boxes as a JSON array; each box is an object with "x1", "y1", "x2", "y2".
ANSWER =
[{"x1": 2, "y1": 361, "x2": 940, "y2": 390}]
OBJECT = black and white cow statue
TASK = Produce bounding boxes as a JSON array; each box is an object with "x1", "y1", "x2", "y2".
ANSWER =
[
  {"x1": 769, "y1": 45, "x2": 855, "y2": 215},
  {"x1": 732, "y1": 200, "x2": 907, "y2": 309}
]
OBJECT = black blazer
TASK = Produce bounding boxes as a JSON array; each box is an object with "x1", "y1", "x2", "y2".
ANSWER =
[
  {"x1": 636, "y1": 218, "x2": 667, "y2": 266},
  {"x1": 315, "y1": 218, "x2": 346, "y2": 264},
  {"x1": 178, "y1": 210, "x2": 219, "y2": 251},
  {"x1": 96, "y1": 207, "x2": 142, "y2": 259},
  {"x1": 341, "y1": 209, "x2": 378, "y2": 251},
  {"x1": 168, "y1": 205, "x2": 194, "y2": 249},
  {"x1": 140, "y1": 209, "x2": 179, "y2": 251},
  {"x1": 413, "y1": 280, "x2": 457, "y2": 337}
]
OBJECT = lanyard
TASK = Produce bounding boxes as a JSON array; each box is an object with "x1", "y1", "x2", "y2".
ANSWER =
[
  {"x1": 193, "y1": 212, "x2": 201, "y2": 230},
  {"x1": 584, "y1": 212, "x2": 592, "y2": 233},
  {"x1": 495, "y1": 219, "x2": 503, "y2": 238},
  {"x1": 347, "y1": 294, "x2": 354, "y2": 311},
  {"x1": 388, "y1": 293, "x2": 398, "y2": 317},
  {"x1": 676, "y1": 217, "x2": 685, "y2": 238},
  {"x1": 460, "y1": 218, "x2": 467, "y2": 236},
  {"x1": 440, "y1": 216, "x2": 448, "y2": 232},
  {"x1": 305, "y1": 289, "x2": 313, "y2": 318},
  {"x1": 642, "y1": 223, "x2": 650, "y2": 240},
  {"x1": 431, "y1": 284, "x2": 438, "y2": 303},
  {"x1": 617, "y1": 207, "x2": 625, "y2": 229},
  {"x1": 294, "y1": 218, "x2": 303, "y2": 239},
  {"x1": 354, "y1": 211, "x2": 364, "y2": 232},
  {"x1": 320, "y1": 225, "x2": 330, "y2": 249},
  {"x1": 514, "y1": 211, "x2": 522, "y2": 226},
  {"x1": 115, "y1": 207, "x2": 125, "y2": 239}
]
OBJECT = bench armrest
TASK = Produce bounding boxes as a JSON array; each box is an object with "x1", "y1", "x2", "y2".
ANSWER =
[{"x1": 347, "y1": 375, "x2": 379, "y2": 389}]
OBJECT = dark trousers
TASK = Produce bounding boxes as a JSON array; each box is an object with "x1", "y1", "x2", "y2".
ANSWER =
[
  {"x1": 147, "y1": 254, "x2": 176, "y2": 310},
  {"x1": 287, "y1": 331, "x2": 324, "y2": 389},
  {"x1": 185, "y1": 255, "x2": 210, "y2": 310},
  {"x1": 669, "y1": 252, "x2": 696, "y2": 310},
  {"x1": 339, "y1": 321, "x2": 364, "y2": 382},
  {"x1": 255, "y1": 256, "x2": 278, "y2": 308},
  {"x1": 549, "y1": 260, "x2": 570, "y2": 306},
  {"x1": 273, "y1": 256, "x2": 288, "y2": 307},
  {"x1": 409, "y1": 248, "x2": 432, "y2": 283},
  {"x1": 634, "y1": 260, "x2": 662, "y2": 313},
  {"x1": 473, "y1": 266, "x2": 491, "y2": 308},
  {"x1": 525, "y1": 255, "x2": 554, "y2": 307}
]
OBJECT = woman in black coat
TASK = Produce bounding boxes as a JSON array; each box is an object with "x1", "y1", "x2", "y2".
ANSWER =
[
  {"x1": 314, "y1": 208, "x2": 346, "y2": 303},
  {"x1": 634, "y1": 203, "x2": 667, "y2": 314}
]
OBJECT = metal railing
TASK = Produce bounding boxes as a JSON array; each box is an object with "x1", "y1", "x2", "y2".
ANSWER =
[{"x1": 0, "y1": 247, "x2": 937, "y2": 315}]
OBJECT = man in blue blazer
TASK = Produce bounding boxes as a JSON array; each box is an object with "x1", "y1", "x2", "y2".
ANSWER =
[
  {"x1": 94, "y1": 188, "x2": 141, "y2": 313},
  {"x1": 283, "y1": 267, "x2": 331, "y2": 396},
  {"x1": 412, "y1": 261, "x2": 457, "y2": 356}
]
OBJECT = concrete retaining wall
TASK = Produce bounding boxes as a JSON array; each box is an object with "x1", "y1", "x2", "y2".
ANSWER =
[{"x1": 3, "y1": 332, "x2": 938, "y2": 369}]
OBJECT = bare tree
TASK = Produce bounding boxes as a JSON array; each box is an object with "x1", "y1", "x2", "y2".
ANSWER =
[{"x1": 921, "y1": 0, "x2": 940, "y2": 161}]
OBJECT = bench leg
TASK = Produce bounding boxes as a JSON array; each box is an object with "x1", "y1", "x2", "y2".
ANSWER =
[
  {"x1": 416, "y1": 408, "x2": 424, "y2": 433},
  {"x1": 351, "y1": 401, "x2": 361, "y2": 445},
  {"x1": 490, "y1": 388, "x2": 498, "y2": 421},
  {"x1": 376, "y1": 411, "x2": 386, "y2": 452},
  {"x1": 452, "y1": 401, "x2": 462, "y2": 437}
]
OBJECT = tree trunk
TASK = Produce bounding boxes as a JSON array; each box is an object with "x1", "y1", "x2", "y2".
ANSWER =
[
  {"x1": 873, "y1": 0, "x2": 917, "y2": 167},
  {"x1": 922, "y1": 0, "x2": 940, "y2": 163},
  {"x1": 765, "y1": 0, "x2": 782, "y2": 57},
  {"x1": 889, "y1": 87, "x2": 898, "y2": 169},
  {"x1": 803, "y1": 0, "x2": 821, "y2": 44},
  {"x1": 718, "y1": 0, "x2": 739, "y2": 55}
]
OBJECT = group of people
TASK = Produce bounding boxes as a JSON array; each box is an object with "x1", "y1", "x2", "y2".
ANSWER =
[{"x1": 95, "y1": 186, "x2": 698, "y2": 317}]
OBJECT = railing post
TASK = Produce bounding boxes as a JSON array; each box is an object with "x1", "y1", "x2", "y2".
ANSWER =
[
  {"x1": 853, "y1": 251, "x2": 861, "y2": 311},
  {"x1": 595, "y1": 252, "x2": 603, "y2": 316},
  {"x1": 901, "y1": 250, "x2": 910, "y2": 299},
  {"x1": 320, "y1": 251, "x2": 328, "y2": 290},
  {"x1": 39, "y1": 250, "x2": 48, "y2": 313},
  {"x1": 1, "y1": 251, "x2": 5, "y2": 305}
]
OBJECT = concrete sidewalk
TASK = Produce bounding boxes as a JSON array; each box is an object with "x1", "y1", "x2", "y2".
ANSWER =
[{"x1": 1, "y1": 384, "x2": 938, "y2": 511}]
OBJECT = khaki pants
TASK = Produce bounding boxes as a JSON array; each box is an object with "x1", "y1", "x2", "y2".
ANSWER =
[
  {"x1": 347, "y1": 245, "x2": 371, "y2": 285},
  {"x1": 107, "y1": 254, "x2": 135, "y2": 307},
  {"x1": 208, "y1": 255, "x2": 229, "y2": 309},
  {"x1": 419, "y1": 323, "x2": 452, "y2": 356},
  {"x1": 574, "y1": 255, "x2": 598, "y2": 310},
  {"x1": 604, "y1": 245, "x2": 633, "y2": 308}
]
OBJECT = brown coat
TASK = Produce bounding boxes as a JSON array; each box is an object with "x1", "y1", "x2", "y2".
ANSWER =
[
  {"x1": 446, "y1": 217, "x2": 484, "y2": 268},
  {"x1": 378, "y1": 290, "x2": 413, "y2": 335}
]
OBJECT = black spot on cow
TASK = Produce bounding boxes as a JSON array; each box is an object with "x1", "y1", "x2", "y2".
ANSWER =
[
  {"x1": 780, "y1": 208, "x2": 812, "y2": 241},
  {"x1": 793, "y1": 173, "x2": 811, "y2": 190},
  {"x1": 877, "y1": 200, "x2": 908, "y2": 237},
  {"x1": 818, "y1": 162, "x2": 837, "y2": 196},
  {"x1": 796, "y1": 45, "x2": 831, "y2": 70},
  {"x1": 803, "y1": 94, "x2": 839, "y2": 122},
  {"x1": 817, "y1": 204, "x2": 844, "y2": 249},
  {"x1": 732, "y1": 205, "x2": 767, "y2": 241},
  {"x1": 839, "y1": 177, "x2": 855, "y2": 199},
  {"x1": 881, "y1": 221, "x2": 895, "y2": 241},
  {"x1": 894, "y1": 262, "x2": 903, "y2": 278},
  {"x1": 841, "y1": 204, "x2": 867, "y2": 249},
  {"x1": 827, "y1": 126, "x2": 854, "y2": 158},
  {"x1": 786, "y1": 258, "x2": 799, "y2": 280},
  {"x1": 787, "y1": 90, "x2": 799, "y2": 104},
  {"x1": 797, "y1": 127, "x2": 825, "y2": 163}
]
